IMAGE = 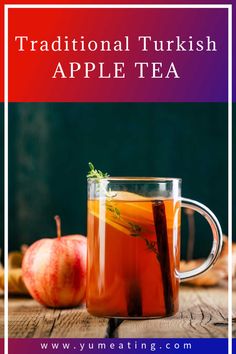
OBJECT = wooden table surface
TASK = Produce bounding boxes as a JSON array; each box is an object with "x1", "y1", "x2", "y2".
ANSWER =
[
  {"x1": 1, "y1": 286, "x2": 234, "y2": 338},
  {"x1": 0, "y1": 295, "x2": 2, "y2": 338}
]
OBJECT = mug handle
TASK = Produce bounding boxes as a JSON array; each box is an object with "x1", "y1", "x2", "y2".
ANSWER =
[{"x1": 179, "y1": 197, "x2": 223, "y2": 281}]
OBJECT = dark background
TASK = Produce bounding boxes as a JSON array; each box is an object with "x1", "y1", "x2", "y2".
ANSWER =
[{"x1": 1, "y1": 103, "x2": 230, "y2": 259}]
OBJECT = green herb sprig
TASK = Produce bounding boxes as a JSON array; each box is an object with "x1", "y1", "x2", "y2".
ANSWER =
[
  {"x1": 87, "y1": 162, "x2": 116, "y2": 198},
  {"x1": 87, "y1": 163, "x2": 159, "y2": 257},
  {"x1": 87, "y1": 162, "x2": 110, "y2": 181}
]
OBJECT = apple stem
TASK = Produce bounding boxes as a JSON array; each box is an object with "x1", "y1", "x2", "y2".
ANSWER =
[{"x1": 54, "y1": 215, "x2": 61, "y2": 239}]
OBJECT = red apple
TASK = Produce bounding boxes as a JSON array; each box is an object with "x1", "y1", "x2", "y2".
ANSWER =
[{"x1": 22, "y1": 216, "x2": 87, "y2": 308}]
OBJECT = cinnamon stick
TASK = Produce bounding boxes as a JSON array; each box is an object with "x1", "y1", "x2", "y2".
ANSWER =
[
  {"x1": 127, "y1": 280, "x2": 142, "y2": 317},
  {"x1": 152, "y1": 200, "x2": 174, "y2": 315}
]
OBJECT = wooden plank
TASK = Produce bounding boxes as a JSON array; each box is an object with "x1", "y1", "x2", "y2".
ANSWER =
[
  {"x1": 48, "y1": 309, "x2": 109, "y2": 338},
  {"x1": 116, "y1": 287, "x2": 229, "y2": 338},
  {"x1": 232, "y1": 288, "x2": 236, "y2": 338},
  {"x1": 8, "y1": 298, "x2": 109, "y2": 338},
  {"x1": 9, "y1": 298, "x2": 51, "y2": 338},
  {"x1": 7, "y1": 287, "x2": 231, "y2": 338},
  {"x1": 0, "y1": 295, "x2": 3, "y2": 338}
]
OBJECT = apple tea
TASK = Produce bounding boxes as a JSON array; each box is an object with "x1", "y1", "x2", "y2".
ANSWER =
[
  {"x1": 87, "y1": 191, "x2": 180, "y2": 318},
  {"x1": 86, "y1": 167, "x2": 223, "y2": 319}
]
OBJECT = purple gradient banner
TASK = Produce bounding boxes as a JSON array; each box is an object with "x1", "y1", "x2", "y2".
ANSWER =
[
  {"x1": 9, "y1": 7, "x2": 229, "y2": 102},
  {"x1": 8, "y1": 338, "x2": 228, "y2": 354}
]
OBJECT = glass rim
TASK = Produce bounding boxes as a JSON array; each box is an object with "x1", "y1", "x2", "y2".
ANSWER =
[{"x1": 87, "y1": 177, "x2": 182, "y2": 182}]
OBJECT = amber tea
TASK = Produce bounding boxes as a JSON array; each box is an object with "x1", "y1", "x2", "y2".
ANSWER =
[
  {"x1": 87, "y1": 174, "x2": 222, "y2": 319},
  {"x1": 87, "y1": 192, "x2": 180, "y2": 318}
]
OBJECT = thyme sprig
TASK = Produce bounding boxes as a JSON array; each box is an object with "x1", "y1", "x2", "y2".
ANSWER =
[
  {"x1": 87, "y1": 162, "x2": 109, "y2": 180},
  {"x1": 87, "y1": 163, "x2": 159, "y2": 256},
  {"x1": 106, "y1": 204, "x2": 121, "y2": 218},
  {"x1": 87, "y1": 162, "x2": 116, "y2": 198}
]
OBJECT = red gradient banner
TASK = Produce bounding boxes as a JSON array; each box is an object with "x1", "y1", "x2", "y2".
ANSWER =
[{"x1": 6, "y1": 6, "x2": 229, "y2": 102}]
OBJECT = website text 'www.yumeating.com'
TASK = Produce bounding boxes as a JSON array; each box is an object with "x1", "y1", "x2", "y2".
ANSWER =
[{"x1": 40, "y1": 340, "x2": 192, "y2": 352}]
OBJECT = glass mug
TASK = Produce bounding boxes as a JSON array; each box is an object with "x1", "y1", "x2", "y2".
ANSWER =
[{"x1": 87, "y1": 178, "x2": 222, "y2": 318}]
